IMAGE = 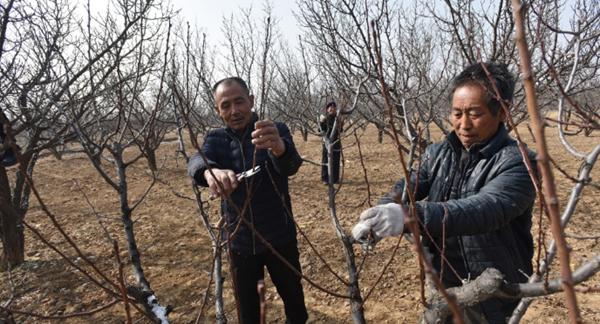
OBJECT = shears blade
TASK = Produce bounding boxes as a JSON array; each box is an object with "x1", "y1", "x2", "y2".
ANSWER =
[{"x1": 236, "y1": 165, "x2": 261, "y2": 181}]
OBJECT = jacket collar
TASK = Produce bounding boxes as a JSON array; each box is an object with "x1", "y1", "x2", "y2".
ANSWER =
[
  {"x1": 225, "y1": 112, "x2": 259, "y2": 139},
  {"x1": 447, "y1": 123, "x2": 510, "y2": 158}
]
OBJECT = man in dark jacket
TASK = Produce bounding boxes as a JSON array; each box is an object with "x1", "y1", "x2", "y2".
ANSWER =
[
  {"x1": 319, "y1": 101, "x2": 344, "y2": 184},
  {"x1": 0, "y1": 126, "x2": 17, "y2": 167},
  {"x1": 352, "y1": 62, "x2": 536, "y2": 323},
  {"x1": 188, "y1": 77, "x2": 308, "y2": 323}
]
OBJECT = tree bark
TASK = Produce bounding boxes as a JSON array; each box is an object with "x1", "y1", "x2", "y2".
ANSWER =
[
  {"x1": 325, "y1": 140, "x2": 366, "y2": 324},
  {"x1": 145, "y1": 147, "x2": 158, "y2": 172},
  {"x1": 301, "y1": 125, "x2": 308, "y2": 142},
  {"x1": 511, "y1": 1, "x2": 581, "y2": 322},
  {"x1": 213, "y1": 245, "x2": 227, "y2": 324},
  {"x1": 0, "y1": 166, "x2": 24, "y2": 271}
]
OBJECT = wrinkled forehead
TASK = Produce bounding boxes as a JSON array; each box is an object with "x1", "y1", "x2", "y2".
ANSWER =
[
  {"x1": 215, "y1": 82, "x2": 249, "y2": 103},
  {"x1": 450, "y1": 106, "x2": 492, "y2": 115}
]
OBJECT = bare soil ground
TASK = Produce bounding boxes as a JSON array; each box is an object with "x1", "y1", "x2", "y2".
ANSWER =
[{"x1": 1, "y1": 124, "x2": 599, "y2": 323}]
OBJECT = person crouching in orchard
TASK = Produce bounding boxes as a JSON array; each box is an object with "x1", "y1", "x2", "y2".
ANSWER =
[
  {"x1": 188, "y1": 77, "x2": 308, "y2": 324},
  {"x1": 319, "y1": 101, "x2": 344, "y2": 184},
  {"x1": 352, "y1": 62, "x2": 537, "y2": 323}
]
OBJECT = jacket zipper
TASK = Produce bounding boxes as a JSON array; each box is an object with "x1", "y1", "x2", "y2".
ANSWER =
[
  {"x1": 448, "y1": 149, "x2": 473, "y2": 284},
  {"x1": 456, "y1": 151, "x2": 474, "y2": 284},
  {"x1": 231, "y1": 131, "x2": 257, "y2": 255}
]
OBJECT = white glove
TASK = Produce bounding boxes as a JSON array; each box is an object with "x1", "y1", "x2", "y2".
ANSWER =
[{"x1": 352, "y1": 203, "x2": 406, "y2": 243}]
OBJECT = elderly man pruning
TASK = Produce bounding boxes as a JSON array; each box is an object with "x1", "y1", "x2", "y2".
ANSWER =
[{"x1": 188, "y1": 77, "x2": 308, "y2": 324}]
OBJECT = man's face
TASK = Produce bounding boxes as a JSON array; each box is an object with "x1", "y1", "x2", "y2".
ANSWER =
[
  {"x1": 450, "y1": 83, "x2": 505, "y2": 148},
  {"x1": 326, "y1": 105, "x2": 336, "y2": 116},
  {"x1": 214, "y1": 81, "x2": 254, "y2": 131}
]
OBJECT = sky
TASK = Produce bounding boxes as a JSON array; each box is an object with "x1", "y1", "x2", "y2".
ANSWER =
[
  {"x1": 84, "y1": 0, "x2": 579, "y2": 49},
  {"x1": 84, "y1": 0, "x2": 302, "y2": 47},
  {"x1": 168, "y1": 0, "x2": 301, "y2": 44}
]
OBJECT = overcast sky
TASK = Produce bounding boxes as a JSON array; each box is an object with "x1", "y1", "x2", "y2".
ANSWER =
[
  {"x1": 168, "y1": 0, "x2": 301, "y2": 43},
  {"x1": 85, "y1": 0, "x2": 579, "y2": 48},
  {"x1": 85, "y1": 0, "x2": 301, "y2": 47}
]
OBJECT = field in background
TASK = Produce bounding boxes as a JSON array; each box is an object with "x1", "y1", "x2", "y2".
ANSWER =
[{"x1": 1, "y1": 124, "x2": 598, "y2": 323}]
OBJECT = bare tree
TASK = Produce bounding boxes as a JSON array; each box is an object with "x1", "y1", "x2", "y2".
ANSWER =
[
  {"x1": 2, "y1": 0, "x2": 598, "y2": 322},
  {"x1": 168, "y1": 18, "x2": 230, "y2": 323},
  {"x1": 59, "y1": 0, "x2": 174, "y2": 320},
  {"x1": 0, "y1": 0, "x2": 156, "y2": 270},
  {"x1": 220, "y1": 3, "x2": 278, "y2": 116}
]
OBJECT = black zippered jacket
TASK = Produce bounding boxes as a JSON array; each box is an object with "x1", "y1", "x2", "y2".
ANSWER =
[
  {"x1": 188, "y1": 114, "x2": 303, "y2": 255},
  {"x1": 382, "y1": 124, "x2": 536, "y2": 286}
]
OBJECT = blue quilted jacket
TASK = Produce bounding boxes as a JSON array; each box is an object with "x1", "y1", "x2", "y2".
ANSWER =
[
  {"x1": 381, "y1": 124, "x2": 537, "y2": 322},
  {"x1": 188, "y1": 114, "x2": 302, "y2": 255}
]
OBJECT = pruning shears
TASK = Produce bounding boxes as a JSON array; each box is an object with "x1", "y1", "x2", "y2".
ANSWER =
[
  {"x1": 207, "y1": 165, "x2": 262, "y2": 200},
  {"x1": 236, "y1": 165, "x2": 261, "y2": 181}
]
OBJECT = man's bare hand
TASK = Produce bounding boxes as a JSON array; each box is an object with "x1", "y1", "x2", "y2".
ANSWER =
[
  {"x1": 251, "y1": 120, "x2": 286, "y2": 157},
  {"x1": 204, "y1": 168, "x2": 238, "y2": 199}
]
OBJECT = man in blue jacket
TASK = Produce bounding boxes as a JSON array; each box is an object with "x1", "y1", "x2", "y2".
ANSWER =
[
  {"x1": 352, "y1": 62, "x2": 536, "y2": 323},
  {"x1": 188, "y1": 77, "x2": 308, "y2": 324}
]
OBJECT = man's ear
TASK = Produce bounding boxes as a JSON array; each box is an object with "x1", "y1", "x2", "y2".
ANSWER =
[{"x1": 249, "y1": 94, "x2": 255, "y2": 109}]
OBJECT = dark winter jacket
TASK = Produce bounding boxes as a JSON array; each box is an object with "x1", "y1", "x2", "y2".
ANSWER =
[
  {"x1": 319, "y1": 114, "x2": 342, "y2": 149},
  {"x1": 381, "y1": 124, "x2": 536, "y2": 320},
  {"x1": 188, "y1": 113, "x2": 303, "y2": 255}
]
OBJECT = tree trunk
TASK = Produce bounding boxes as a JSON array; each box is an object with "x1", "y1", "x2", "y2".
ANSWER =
[
  {"x1": 213, "y1": 245, "x2": 227, "y2": 324},
  {"x1": 0, "y1": 207, "x2": 24, "y2": 271},
  {"x1": 0, "y1": 166, "x2": 24, "y2": 271},
  {"x1": 145, "y1": 147, "x2": 157, "y2": 172},
  {"x1": 301, "y1": 125, "x2": 308, "y2": 142},
  {"x1": 115, "y1": 152, "x2": 171, "y2": 322},
  {"x1": 325, "y1": 143, "x2": 366, "y2": 323},
  {"x1": 342, "y1": 238, "x2": 366, "y2": 324},
  {"x1": 49, "y1": 147, "x2": 63, "y2": 160},
  {"x1": 0, "y1": 308, "x2": 17, "y2": 324}
]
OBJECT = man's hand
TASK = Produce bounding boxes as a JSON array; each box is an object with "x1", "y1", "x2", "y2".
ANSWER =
[
  {"x1": 251, "y1": 120, "x2": 286, "y2": 157},
  {"x1": 204, "y1": 168, "x2": 238, "y2": 199},
  {"x1": 351, "y1": 203, "x2": 406, "y2": 244}
]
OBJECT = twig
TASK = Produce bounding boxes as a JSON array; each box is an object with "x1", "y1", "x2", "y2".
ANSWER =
[
  {"x1": 113, "y1": 241, "x2": 133, "y2": 324},
  {"x1": 195, "y1": 226, "x2": 223, "y2": 324},
  {"x1": 565, "y1": 233, "x2": 600, "y2": 240},
  {"x1": 363, "y1": 234, "x2": 403, "y2": 302},
  {"x1": 258, "y1": 280, "x2": 266, "y2": 324},
  {"x1": 353, "y1": 129, "x2": 372, "y2": 207},
  {"x1": 263, "y1": 167, "x2": 350, "y2": 286},
  {"x1": 511, "y1": 1, "x2": 581, "y2": 322},
  {"x1": 370, "y1": 19, "x2": 464, "y2": 324}
]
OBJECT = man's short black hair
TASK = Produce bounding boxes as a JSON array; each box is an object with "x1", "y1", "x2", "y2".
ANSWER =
[
  {"x1": 212, "y1": 77, "x2": 250, "y2": 96},
  {"x1": 449, "y1": 62, "x2": 516, "y2": 116}
]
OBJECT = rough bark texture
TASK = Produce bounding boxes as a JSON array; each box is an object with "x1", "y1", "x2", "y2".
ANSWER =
[
  {"x1": 0, "y1": 166, "x2": 24, "y2": 271},
  {"x1": 511, "y1": 1, "x2": 581, "y2": 322}
]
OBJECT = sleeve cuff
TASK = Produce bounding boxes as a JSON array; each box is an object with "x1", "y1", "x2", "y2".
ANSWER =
[
  {"x1": 269, "y1": 139, "x2": 291, "y2": 160},
  {"x1": 187, "y1": 153, "x2": 217, "y2": 187}
]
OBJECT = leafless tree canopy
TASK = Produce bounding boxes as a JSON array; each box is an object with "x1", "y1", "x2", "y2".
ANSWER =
[{"x1": 1, "y1": 0, "x2": 599, "y2": 323}]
